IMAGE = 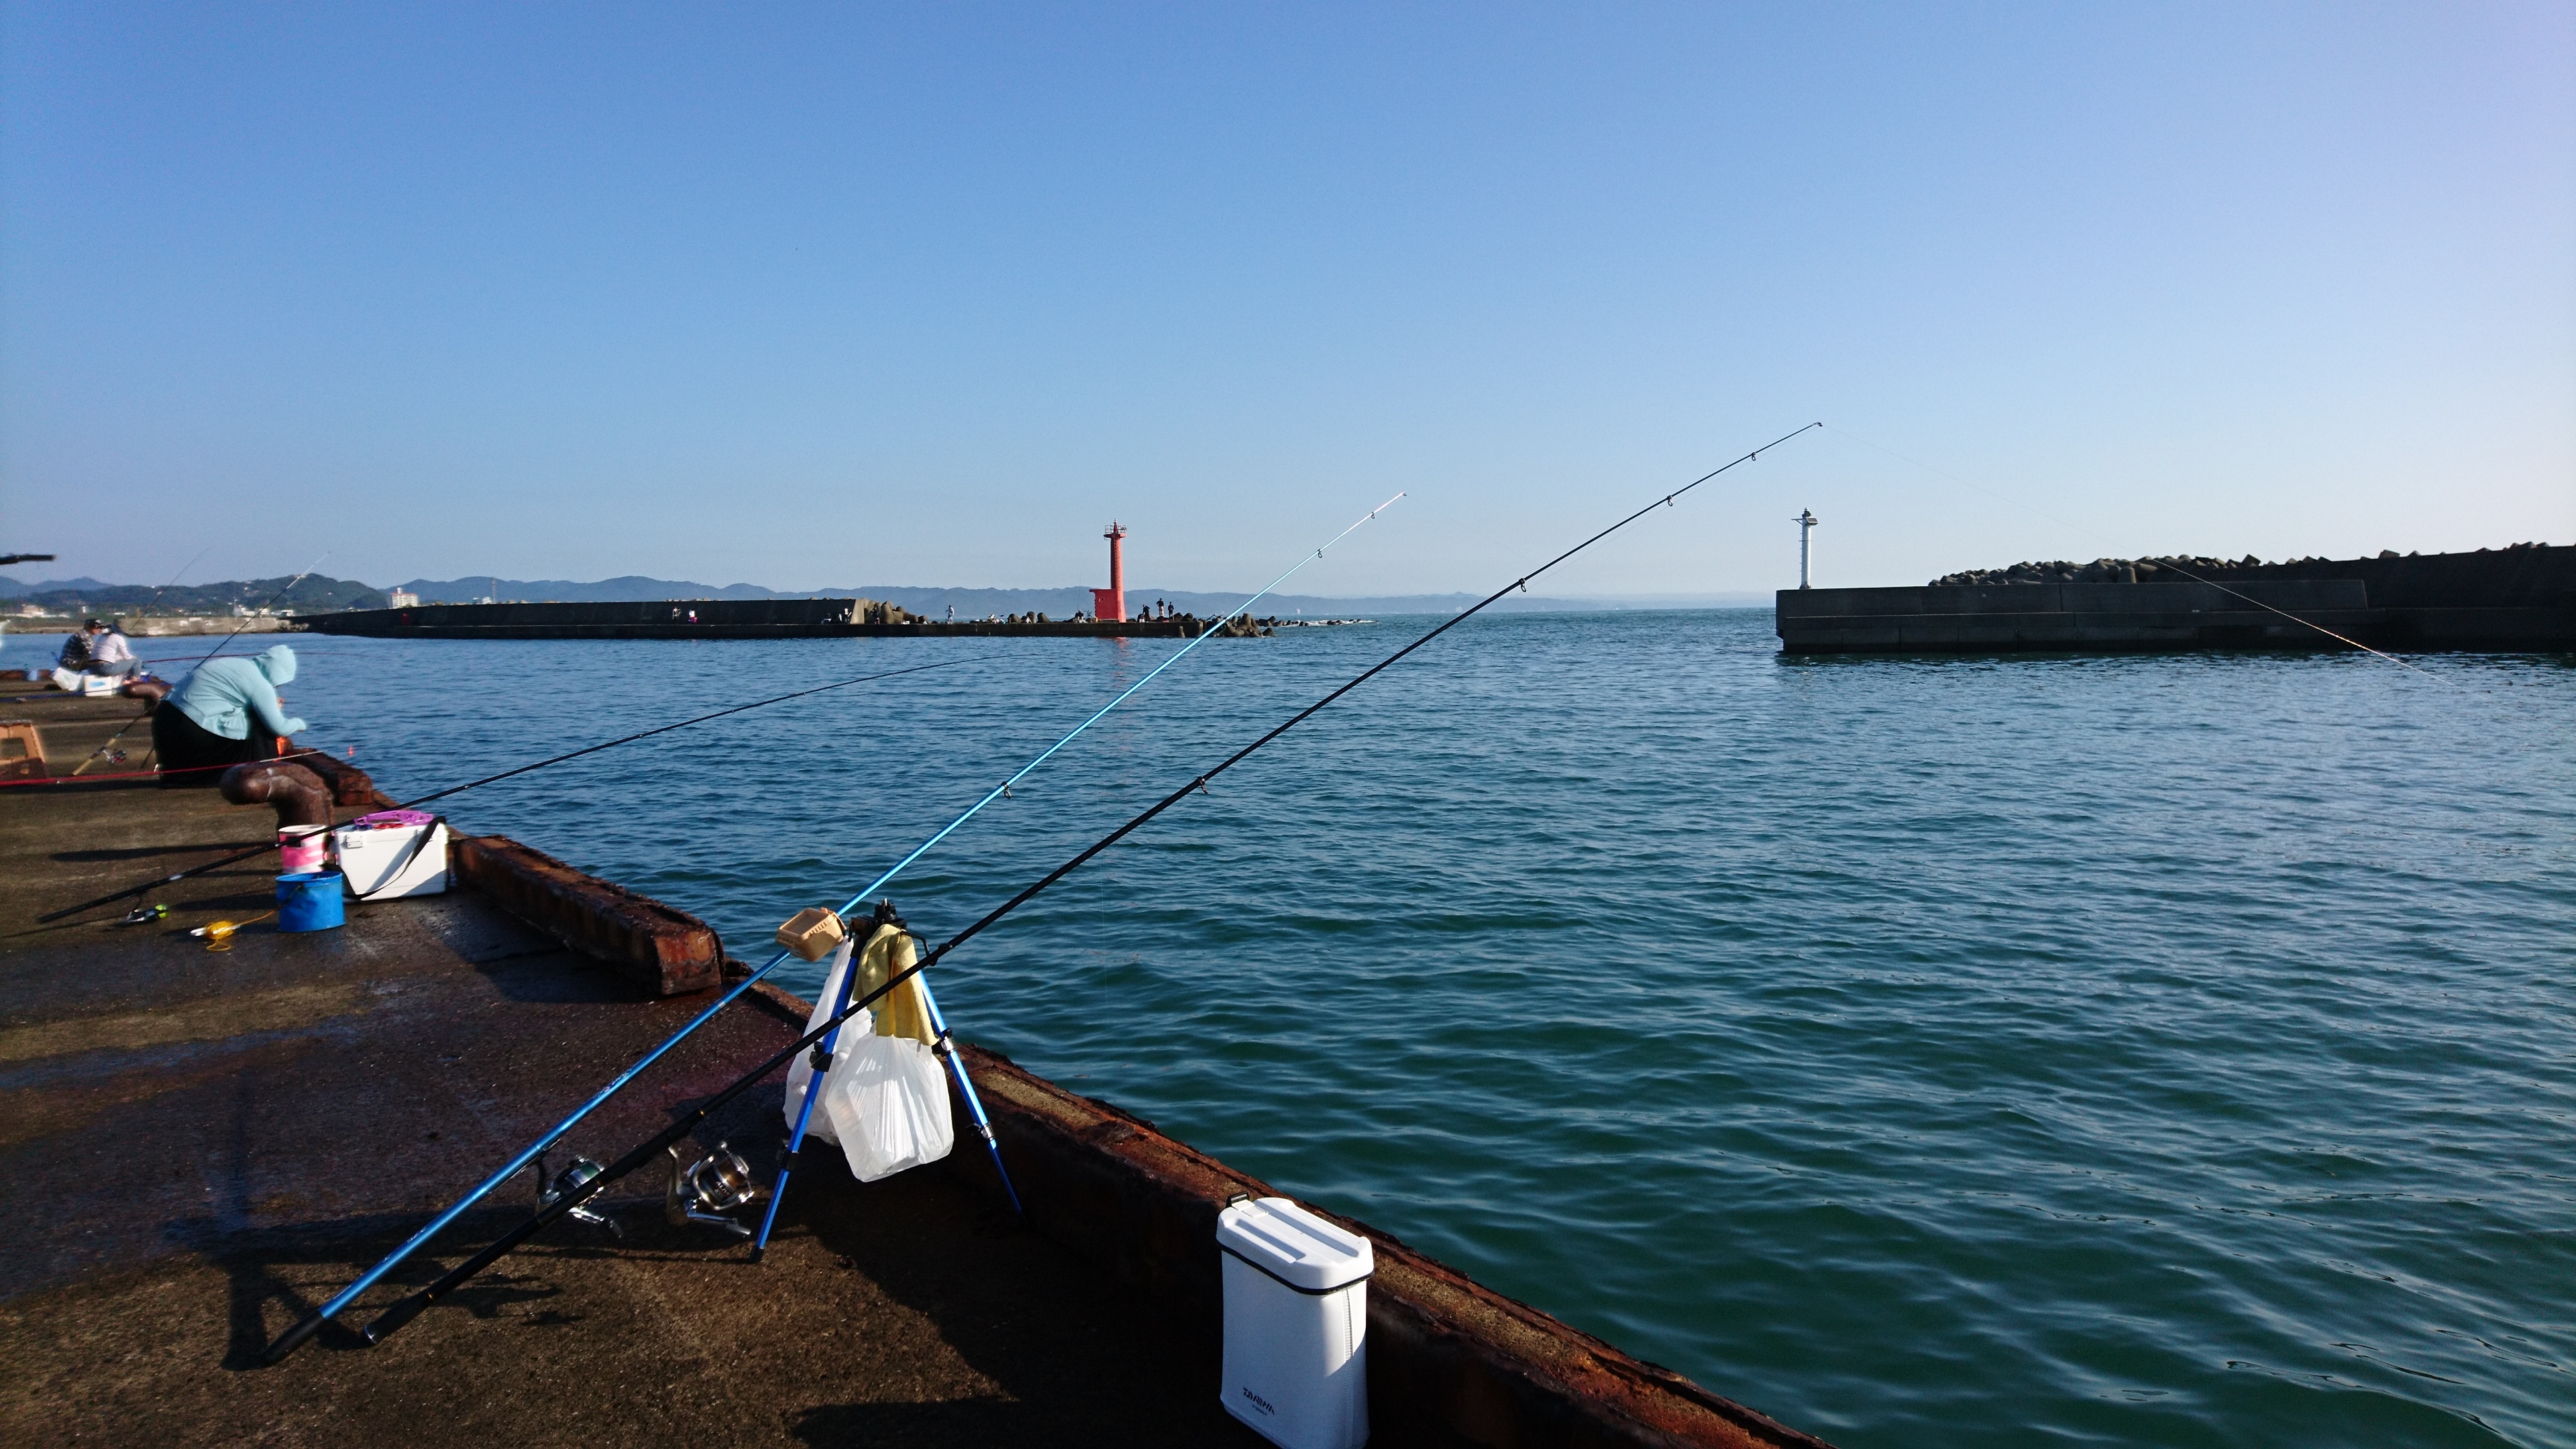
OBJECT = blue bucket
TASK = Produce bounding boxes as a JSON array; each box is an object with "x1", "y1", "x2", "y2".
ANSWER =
[{"x1": 276, "y1": 871, "x2": 346, "y2": 932}]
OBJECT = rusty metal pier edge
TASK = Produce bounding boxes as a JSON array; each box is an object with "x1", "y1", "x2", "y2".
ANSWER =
[
  {"x1": 347, "y1": 763, "x2": 1830, "y2": 1446},
  {"x1": 284, "y1": 748, "x2": 727, "y2": 998},
  {"x1": 739, "y1": 969, "x2": 1835, "y2": 1449}
]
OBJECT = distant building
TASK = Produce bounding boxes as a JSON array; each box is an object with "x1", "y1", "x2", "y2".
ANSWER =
[{"x1": 387, "y1": 589, "x2": 420, "y2": 608}]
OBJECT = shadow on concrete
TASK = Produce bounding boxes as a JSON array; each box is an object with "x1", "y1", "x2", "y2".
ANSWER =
[
  {"x1": 789, "y1": 1395, "x2": 1269, "y2": 1448},
  {"x1": 49, "y1": 839, "x2": 270, "y2": 863},
  {"x1": 783, "y1": 1155, "x2": 1262, "y2": 1448}
]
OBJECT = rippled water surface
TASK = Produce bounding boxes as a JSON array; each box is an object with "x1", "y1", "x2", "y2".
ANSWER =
[{"x1": 176, "y1": 613, "x2": 2575, "y2": 1446}]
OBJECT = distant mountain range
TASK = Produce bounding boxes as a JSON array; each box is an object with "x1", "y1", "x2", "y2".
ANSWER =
[
  {"x1": 2, "y1": 571, "x2": 1765, "y2": 616},
  {"x1": 0, "y1": 574, "x2": 388, "y2": 613}
]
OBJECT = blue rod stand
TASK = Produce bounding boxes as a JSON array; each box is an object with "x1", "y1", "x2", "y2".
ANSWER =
[
  {"x1": 261, "y1": 496, "x2": 1405, "y2": 1359},
  {"x1": 748, "y1": 921, "x2": 869, "y2": 1263},
  {"x1": 918, "y1": 978, "x2": 1022, "y2": 1216}
]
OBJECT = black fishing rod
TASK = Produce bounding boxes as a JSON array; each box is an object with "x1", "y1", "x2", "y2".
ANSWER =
[
  {"x1": 36, "y1": 654, "x2": 991, "y2": 924},
  {"x1": 262, "y1": 497, "x2": 1405, "y2": 1364},
  {"x1": 63, "y1": 547, "x2": 218, "y2": 774},
  {"x1": 52, "y1": 554, "x2": 329, "y2": 771},
  {"x1": 347, "y1": 423, "x2": 1821, "y2": 1350}
]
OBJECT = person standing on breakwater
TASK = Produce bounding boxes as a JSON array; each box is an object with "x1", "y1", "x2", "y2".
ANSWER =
[{"x1": 150, "y1": 643, "x2": 331, "y2": 826}]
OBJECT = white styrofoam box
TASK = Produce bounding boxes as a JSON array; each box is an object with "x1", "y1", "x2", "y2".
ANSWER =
[
  {"x1": 1216, "y1": 1196, "x2": 1373, "y2": 1449},
  {"x1": 334, "y1": 818, "x2": 449, "y2": 900},
  {"x1": 52, "y1": 669, "x2": 121, "y2": 696}
]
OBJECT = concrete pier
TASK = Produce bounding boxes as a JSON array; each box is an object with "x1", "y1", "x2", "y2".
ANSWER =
[
  {"x1": 0, "y1": 706, "x2": 1244, "y2": 1445},
  {"x1": 0, "y1": 695, "x2": 1831, "y2": 1448},
  {"x1": 299, "y1": 598, "x2": 1273, "y2": 640},
  {"x1": 1779, "y1": 569, "x2": 2575, "y2": 654}
]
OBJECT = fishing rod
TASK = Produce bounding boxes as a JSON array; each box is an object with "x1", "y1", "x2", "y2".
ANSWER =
[
  {"x1": 67, "y1": 547, "x2": 217, "y2": 775},
  {"x1": 0, "y1": 547, "x2": 216, "y2": 704},
  {"x1": 749, "y1": 493, "x2": 1405, "y2": 1254},
  {"x1": 205, "y1": 554, "x2": 329, "y2": 658},
  {"x1": 54, "y1": 554, "x2": 331, "y2": 777},
  {"x1": 3, "y1": 750, "x2": 341, "y2": 790},
  {"x1": 262, "y1": 492, "x2": 1405, "y2": 1363},
  {"x1": 36, "y1": 655, "x2": 988, "y2": 924},
  {"x1": 341, "y1": 426, "x2": 1818, "y2": 1352},
  {"x1": 1819, "y1": 425, "x2": 2457, "y2": 681}
]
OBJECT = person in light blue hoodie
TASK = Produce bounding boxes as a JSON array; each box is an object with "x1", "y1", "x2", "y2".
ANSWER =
[{"x1": 150, "y1": 644, "x2": 329, "y2": 824}]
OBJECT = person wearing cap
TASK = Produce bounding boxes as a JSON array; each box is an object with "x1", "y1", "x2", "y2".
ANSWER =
[
  {"x1": 78, "y1": 619, "x2": 140, "y2": 679},
  {"x1": 149, "y1": 644, "x2": 329, "y2": 824}
]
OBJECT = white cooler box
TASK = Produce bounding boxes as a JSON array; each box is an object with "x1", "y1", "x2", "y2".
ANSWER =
[
  {"x1": 333, "y1": 813, "x2": 449, "y2": 900},
  {"x1": 1217, "y1": 1196, "x2": 1373, "y2": 1449}
]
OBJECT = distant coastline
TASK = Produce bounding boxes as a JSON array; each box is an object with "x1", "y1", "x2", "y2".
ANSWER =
[{"x1": 2, "y1": 570, "x2": 1771, "y2": 619}]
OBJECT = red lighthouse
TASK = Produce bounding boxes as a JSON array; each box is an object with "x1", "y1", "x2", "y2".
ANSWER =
[{"x1": 1091, "y1": 522, "x2": 1128, "y2": 623}]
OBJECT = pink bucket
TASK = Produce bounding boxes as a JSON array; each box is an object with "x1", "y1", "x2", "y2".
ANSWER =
[{"x1": 278, "y1": 824, "x2": 331, "y2": 874}]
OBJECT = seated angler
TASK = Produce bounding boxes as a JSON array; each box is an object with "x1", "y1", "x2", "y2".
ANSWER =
[
  {"x1": 151, "y1": 643, "x2": 331, "y2": 826},
  {"x1": 74, "y1": 618, "x2": 167, "y2": 699},
  {"x1": 78, "y1": 619, "x2": 140, "y2": 679},
  {"x1": 55, "y1": 627, "x2": 94, "y2": 676}
]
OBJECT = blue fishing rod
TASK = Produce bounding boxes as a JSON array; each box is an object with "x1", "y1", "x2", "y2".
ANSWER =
[
  {"x1": 348, "y1": 427, "x2": 1822, "y2": 1353},
  {"x1": 749, "y1": 494, "x2": 1406, "y2": 1256},
  {"x1": 744, "y1": 912, "x2": 1023, "y2": 1258},
  {"x1": 264, "y1": 492, "x2": 1403, "y2": 1363}
]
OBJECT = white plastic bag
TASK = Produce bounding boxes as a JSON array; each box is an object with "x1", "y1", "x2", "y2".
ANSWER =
[
  {"x1": 822, "y1": 1032, "x2": 954, "y2": 1183},
  {"x1": 783, "y1": 934, "x2": 861, "y2": 1143}
]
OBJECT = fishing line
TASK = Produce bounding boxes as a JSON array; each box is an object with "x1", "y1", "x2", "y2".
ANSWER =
[
  {"x1": 340, "y1": 427, "x2": 1817, "y2": 1351},
  {"x1": 38, "y1": 546, "x2": 215, "y2": 771},
  {"x1": 263, "y1": 492, "x2": 1405, "y2": 1363},
  {"x1": 1821, "y1": 425, "x2": 2457, "y2": 684},
  {"x1": 36, "y1": 655, "x2": 989, "y2": 924},
  {"x1": 1, "y1": 750, "x2": 339, "y2": 790}
]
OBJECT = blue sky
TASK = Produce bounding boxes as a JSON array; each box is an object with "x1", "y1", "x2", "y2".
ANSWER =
[{"x1": 3, "y1": 3, "x2": 2569, "y2": 596}]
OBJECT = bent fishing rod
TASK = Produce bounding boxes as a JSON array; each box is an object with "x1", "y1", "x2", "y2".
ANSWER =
[
  {"x1": 263, "y1": 492, "x2": 1405, "y2": 1364},
  {"x1": 343, "y1": 425, "x2": 1819, "y2": 1352},
  {"x1": 38, "y1": 655, "x2": 988, "y2": 924}
]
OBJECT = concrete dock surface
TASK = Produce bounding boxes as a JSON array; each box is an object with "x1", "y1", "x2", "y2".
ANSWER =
[
  {"x1": 0, "y1": 698, "x2": 1249, "y2": 1446},
  {"x1": 3, "y1": 693, "x2": 1831, "y2": 1449}
]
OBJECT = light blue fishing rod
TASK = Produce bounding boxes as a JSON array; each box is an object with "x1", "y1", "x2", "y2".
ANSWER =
[
  {"x1": 747, "y1": 936, "x2": 1022, "y2": 1260},
  {"x1": 749, "y1": 493, "x2": 1406, "y2": 1254},
  {"x1": 268, "y1": 492, "x2": 1401, "y2": 1360}
]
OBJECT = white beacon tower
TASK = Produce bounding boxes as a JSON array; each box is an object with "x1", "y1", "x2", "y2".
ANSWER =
[{"x1": 1795, "y1": 509, "x2": 1818, "y2": 590}]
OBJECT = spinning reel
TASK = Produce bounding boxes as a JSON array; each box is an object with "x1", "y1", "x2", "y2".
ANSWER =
[
  {"x1": 665, "y1": 1142, "x2": 760, "y2": 1238},
  {"x1": 532, "y1": 1147, "x2": 623, "y2": 1238}
]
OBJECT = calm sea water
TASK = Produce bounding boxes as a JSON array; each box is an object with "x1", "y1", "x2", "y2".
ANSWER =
[{"x1": 103, "y1": 613, "x2": 2576, "y2": 1446}]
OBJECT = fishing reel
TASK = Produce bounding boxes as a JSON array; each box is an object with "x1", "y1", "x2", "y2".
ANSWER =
[
  {"x1": 665, "y1": 1142, "x2": 759, "y2": 1238},
  {"x1": 533, "y1": 1148, "x2": 623, "y2": 1238}
]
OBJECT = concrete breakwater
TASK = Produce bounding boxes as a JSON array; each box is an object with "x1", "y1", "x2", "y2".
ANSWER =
[
  {"x1": 3, "y1": 614, "x2": 297, "y2": 637},
  {"x1": 301, "y1": 597, "x2": 1279, "y2": 640},
  {"x1": 1780, "y1": 544, "x2": 2574, "y2": 653}
]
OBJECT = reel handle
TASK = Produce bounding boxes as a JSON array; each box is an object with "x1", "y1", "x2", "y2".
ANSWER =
[
  {"x1": 261, "y1": 1308, "x2": 331, "y2": 1365},
  {"x1": 361, "y1": 1291, "x2": 430, "y2": 1345}
]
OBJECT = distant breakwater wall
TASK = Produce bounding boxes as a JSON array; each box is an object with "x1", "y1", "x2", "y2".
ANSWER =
[
  {"x1": 1778, "y1": 546, "x2": 2575, "y2": 654},
  {"x1": 299, "y1": 598, "x2": 1275, "y2": 640}
]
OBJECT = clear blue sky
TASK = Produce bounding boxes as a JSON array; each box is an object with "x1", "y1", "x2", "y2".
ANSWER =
[{"x1": 3, "y1": 3, "x2": 2569, "y2": 596}]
